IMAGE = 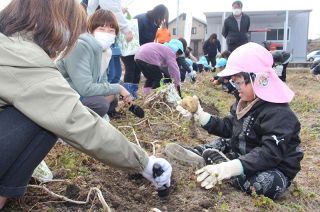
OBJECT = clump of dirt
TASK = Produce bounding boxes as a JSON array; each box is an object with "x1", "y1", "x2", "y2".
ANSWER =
[{"x1": 65, "y1": 184, "x2": 80, "y2": 199}]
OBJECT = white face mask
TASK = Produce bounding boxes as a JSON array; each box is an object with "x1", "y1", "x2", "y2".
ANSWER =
[
  {"x1": 94, "y1": 32, "x2": 116, "y2": 50},
  {"x1": 233, "y1": 8, "x2": 242, "y2": 16}
]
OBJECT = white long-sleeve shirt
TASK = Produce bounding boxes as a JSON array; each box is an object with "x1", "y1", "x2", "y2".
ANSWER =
[{"x1": 87, "y1": 0, "x2": 130, "y2": 34}]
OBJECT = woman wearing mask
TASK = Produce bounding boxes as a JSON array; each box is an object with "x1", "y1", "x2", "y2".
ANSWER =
[
  {"x1": 0, "y1": 0, "x2": 171, "y2": 209},
  {"x1": 57, "y1": 9, "x2": 133, "y2": 119},
  {"x1": 86, "y1": 0, "x2": 134, "y2": 84}
]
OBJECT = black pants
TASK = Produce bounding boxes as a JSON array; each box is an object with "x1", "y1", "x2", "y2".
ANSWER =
[
  {"x1": 232, "y1": 169, "x2": 289, "y2": 200},
  {"x1": 121, "y1": 55, "x2": 141, "y2": 84},
  {"x1": 198, "y1": 138, "x2": 290, "y2": 200},
  {"x1": 192, "y1": 63, "x2": 199, "y2": 72},
  {"x1": 136, "y1": 59, "x2": 171, "y2": 88},
  {"x1": 180, "y1": 69, "x2": 187, "y2": 82},
  {"x1": 279, "y1": 63, "x2": 288, "y2": 82},
  {"x1": 205, "y1": 55, "x2": 216, "y2": 67},
  {"x1": 81, "y1": 96, "x2": 118, "y2": 117},
  {"x1": 0, "y1": 107, "x2": 57, "y2": 197}
]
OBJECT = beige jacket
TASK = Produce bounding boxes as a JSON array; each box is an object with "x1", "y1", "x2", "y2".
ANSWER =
[{"x1": 0, "y1": 33, "x2": 148, "y2": 172}]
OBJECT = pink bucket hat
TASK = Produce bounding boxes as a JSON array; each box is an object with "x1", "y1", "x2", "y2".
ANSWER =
[{"x1": 218, "y1": 42, "x2": 294, "y2": 103}]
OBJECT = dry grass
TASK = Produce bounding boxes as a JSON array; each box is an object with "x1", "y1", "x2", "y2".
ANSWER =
[{"x1": 5, "y1": 68, "x2": 320, "y2": 211}]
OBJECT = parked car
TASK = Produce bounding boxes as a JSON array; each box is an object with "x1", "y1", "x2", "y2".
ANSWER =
[{"x1": 307, "y1": 50, "x2": 320, "y2": 62}]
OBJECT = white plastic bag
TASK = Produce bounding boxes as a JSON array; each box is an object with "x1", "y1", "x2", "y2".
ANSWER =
[
  {"x1": 32, "y1": 160, "x2": 53, "y2": 182},
  {"x1": 144, "y1": 82, "x2": 181, "y2": 107},
  {"x1": 157, "y1": 83, "x2": 181, "y2": 106},
  {"x1": 117, "y1": 19, "x2": 140, "y2": 56}
]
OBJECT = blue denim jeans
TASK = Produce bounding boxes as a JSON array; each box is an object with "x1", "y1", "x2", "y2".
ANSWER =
[
  {"x1": 0, "y1": 107, "x2": 57, "y2": 197},
  {"x1": 107, "y1": 55, "x2": 122, "y2": 84}
]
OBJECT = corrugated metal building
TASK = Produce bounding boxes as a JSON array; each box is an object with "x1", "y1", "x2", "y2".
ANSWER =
[{"x1": 205, "y1": 10, "x2": 311, "y2": 62}]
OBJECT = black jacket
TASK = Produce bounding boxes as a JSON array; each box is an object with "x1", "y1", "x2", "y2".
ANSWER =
[
  {"x1": 203, "y1": 100, "x2": 303, "y2": 180},
  {"x1": 203, "y1": 39, "x2": 221, "y2": 57},
  {"x1": 271, "y1": 50, "x2": 292, "y2": 65},
  {"x1": 311, "y1": 60, "x2": 320, "y2": 70},
  {"x1": 222, "y1": 13, "x2": 250, "y2": 52},
  {"x1": 176, "y1": 56, "x2": 192, "y2": 81},
  {"x1": 311, "y1": 60, "x2": 320, "y2": 75}
]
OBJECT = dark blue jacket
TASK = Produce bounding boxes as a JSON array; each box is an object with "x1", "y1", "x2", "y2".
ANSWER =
[
  {"x1": 203, "y1": 39, "x2": 221, "y2": 58},
  {"x1": 134, "y1": 13, "x2": 158, "y2": 45}
]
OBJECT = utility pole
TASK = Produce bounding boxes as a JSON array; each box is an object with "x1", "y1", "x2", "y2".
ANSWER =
[{"x1": 176, "y1": 0, "x2": 179, "y2": 38}]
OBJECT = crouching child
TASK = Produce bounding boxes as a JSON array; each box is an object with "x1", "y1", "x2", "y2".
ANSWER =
[{"x1": 170, "y1": 42, "x2": 303, "y2": 200}]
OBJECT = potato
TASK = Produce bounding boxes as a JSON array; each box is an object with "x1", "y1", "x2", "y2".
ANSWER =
[{"x1": 181, "y1": 96, "x2": 199, "y2": 113}]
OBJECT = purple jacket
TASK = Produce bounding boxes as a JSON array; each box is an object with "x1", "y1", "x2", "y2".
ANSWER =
[{"x1": 134, "y1": 43, "x2": 181, "y2": 86}]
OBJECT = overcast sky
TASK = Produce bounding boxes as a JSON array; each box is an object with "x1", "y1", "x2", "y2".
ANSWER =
[{"x1": 1, "y1": 0, "x2": 319, "y2": 39}]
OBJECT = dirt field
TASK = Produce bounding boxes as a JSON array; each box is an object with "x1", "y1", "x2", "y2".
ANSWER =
[{"x1": 4, "y1": 68, "x2": 320, "y2": 211}]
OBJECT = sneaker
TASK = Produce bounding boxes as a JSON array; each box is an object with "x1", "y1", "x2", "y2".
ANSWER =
[
  {"x1": 164, "y1": 143, "x2": 205, "y2": 168},
  {"x1": 192, "y1": 145, "x2": 206, "y2": 155},
  {"x1": 183, "y1": 146, "x2": 202, "y2": 156},
  {"x1": 202, "y1": 149, "x2": 230, "y2": 165}
]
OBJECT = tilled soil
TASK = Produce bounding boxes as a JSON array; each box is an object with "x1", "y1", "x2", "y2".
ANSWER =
[{"x1": 3, "y1": 70, "x2": 320, "y2": 211}]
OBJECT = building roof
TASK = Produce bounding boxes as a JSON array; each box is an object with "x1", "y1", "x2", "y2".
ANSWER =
[
  {"x1": 168, "y1": 13, "x2": 207, "y2": 26},
  {"x1": 204, "y1": 9, "x2": 312, "y2": 18}
]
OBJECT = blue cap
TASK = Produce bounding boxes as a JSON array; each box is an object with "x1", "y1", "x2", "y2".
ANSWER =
[
  {"x1": 185, "y1": 58, "x2": 193, "y2": 66},
  {"x1": 215, "y1": 58, "x2": 227, "y2": 68},
  {"x1": 163, "y1": 39, "x2": 184, "y2": 54},
  {"x1": 197, "y1": 56, "x2": 210, "y2": 68}
]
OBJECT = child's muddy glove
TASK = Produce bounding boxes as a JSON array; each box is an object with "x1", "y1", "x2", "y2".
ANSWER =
[
  {"x1": 181, "y1": 96, "x2": 199, "y2": 113},
  {"x1": 177, "y1": 96, "x2": 211, "y2": 126},
  {"x1": 195, "y1": 159, "x2": 243, "y2": 189},
  {"x1": 176, "y1": 95, "x2": 198, "y2": 120},
  {"x1": 141, "y1": 156, "x2": 172, "y2": 188},
  {"x1": 193, "y1": 103, "x2": 211, "y2": 127},
  {"x1": 176, "y1": 104, "x2": 192, "y2": 120}
]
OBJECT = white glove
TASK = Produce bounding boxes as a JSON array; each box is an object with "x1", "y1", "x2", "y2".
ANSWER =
[
  {"x1": 176, "y1": 104, "x2": 192, "y2": 120},
  {"x1": 186, "y1": 71, "x2": 196, "y2": 81},
  {"x1": 194, "y1": 104, "x2": 211, "y2": 126},
  {"x1": 141, "y1": 156, "x2": 172, "y2": 188},
  {"x1": 186, "y1": 71, "x2": 197, "y2": 79},
  {"x1": 195, "y1": 159, "x2": 243, "y2": 189},
  {"x1": 190, "y1": 70, "x2": 197, "y2": 78},
  {"x1": 274, "y1": 65, "x2": 284, "y2": 77}
]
